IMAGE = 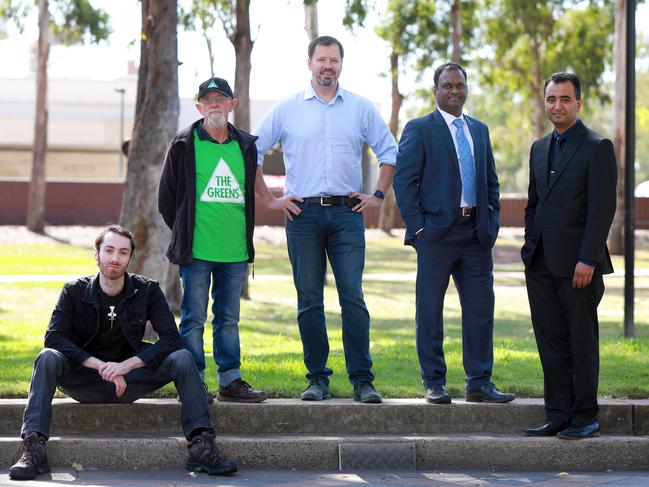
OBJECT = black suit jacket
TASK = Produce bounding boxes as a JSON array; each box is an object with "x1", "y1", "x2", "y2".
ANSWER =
[
  {"x1": 394, "y1": 109, "x2": 500, "y2": 249},
  {"x1": 521, "y1": 120, "x2": 617, "y2": 277}
]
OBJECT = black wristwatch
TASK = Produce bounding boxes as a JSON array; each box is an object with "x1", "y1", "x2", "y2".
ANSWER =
[{"x1": 373, "y1": 190, "x2": 385, "y2": 200}]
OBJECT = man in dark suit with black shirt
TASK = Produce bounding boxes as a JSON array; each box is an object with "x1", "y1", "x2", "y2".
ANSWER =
[{"x1": 522, "y1": 72, "x2": 617, "y2": 440}]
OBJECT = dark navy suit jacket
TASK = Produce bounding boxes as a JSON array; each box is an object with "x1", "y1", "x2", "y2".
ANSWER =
[{"x1": 394, "y1": 109, "x2": 500, "y2": 249}]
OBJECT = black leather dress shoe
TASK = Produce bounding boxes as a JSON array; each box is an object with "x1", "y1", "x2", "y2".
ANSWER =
[
  {"x1": 557, "y1": 422, "x2": 601, "y2": 440},
  {"x1": 425, "y1": 385, "x2": 451, "y2": 404},
  {"x1": 523, "y1": 420, "x2": 570, "y2": 436},
  {"x1": 465, "y1": 382, "x2": 515, "y2": 403}
]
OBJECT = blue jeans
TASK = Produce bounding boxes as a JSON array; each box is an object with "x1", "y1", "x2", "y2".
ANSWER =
[
  {"x1": 179, "y1": 259, "x2": 248, "y2": 387},
  {"x1": 285, "y1": 202, "x2": 374, "y2": 386},
  {"x1": 22, "y1": 348, "x2": 212, "y2": 440}
]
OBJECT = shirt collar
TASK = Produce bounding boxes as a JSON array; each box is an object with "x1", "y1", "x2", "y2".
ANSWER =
[
  {"x1": 553, "y1": 119, "x2": 579, "y2": 142},
  {"x1": 437, "y1": 107, "x2": 466, "y2": 128},
  {"x1": 196, "y1": 121, "x2": 235, "y2": 144},
  {"x1": 303, "y1": 82, "x2": 344, "y2": 103}
]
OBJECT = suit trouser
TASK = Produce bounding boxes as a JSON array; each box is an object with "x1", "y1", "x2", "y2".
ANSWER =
[
  {"x1": 414, "y1": 217, "x2": 494, "y2": 389},
  {"x1": 525, "y1": 248, "x2": 603, "y2": 425},
  {"x1": 21, "y1": 348, "x2": 213, "y2": 440}
]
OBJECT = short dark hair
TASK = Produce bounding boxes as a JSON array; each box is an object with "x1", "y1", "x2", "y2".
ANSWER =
[
  {"x1": 433, "y1": 62, "x2": 467, "y2": 88},
  {"x1": 95, "y1": 224, "x2": 136, "y2": 256},
  {"x1": 308, "y1": 35, "x2": 344, "y2": 60},
  {"x1": 544, "y1": 72, "x2": 581, "y2": 100}
]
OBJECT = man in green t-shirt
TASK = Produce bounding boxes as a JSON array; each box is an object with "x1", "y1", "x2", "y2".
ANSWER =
[{"x1": 159, "y1": 77, "x2": 266, "y2": 403}]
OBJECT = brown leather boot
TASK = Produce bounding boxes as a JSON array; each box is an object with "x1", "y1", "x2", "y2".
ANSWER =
[{"x1": 217, "y1": 379, "x2": 267, "y2": 403}]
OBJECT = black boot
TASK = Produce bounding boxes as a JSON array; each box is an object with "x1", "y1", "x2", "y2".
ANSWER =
[
  {"x1": 185, "y1": 431, "x2": 238, "y2": 475},
  {"x1": 9, "y1": 432, "x2": 50, "y2": 481}
]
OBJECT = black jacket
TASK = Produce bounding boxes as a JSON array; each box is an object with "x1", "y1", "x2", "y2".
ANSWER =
[
  {"x1": 521, "y1": 120, "x2": 617, "y2": 277},
  {"x1": 158, "y1": 119, "x2": 258, "y2": 265},
  {"x1": 44, "y1": 273, "x2": 182, "y2": 368}
]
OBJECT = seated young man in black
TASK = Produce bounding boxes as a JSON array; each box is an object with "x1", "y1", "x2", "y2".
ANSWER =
[{"x1": 9, "y1": 224, "x2": 236, "y2": 480}]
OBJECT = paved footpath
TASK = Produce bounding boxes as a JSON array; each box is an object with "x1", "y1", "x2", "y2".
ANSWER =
[{"x1": 2, "y1": 469, "x2": 649, "y2": 486}]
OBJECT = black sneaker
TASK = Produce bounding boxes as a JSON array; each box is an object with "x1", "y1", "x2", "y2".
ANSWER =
[
  {"x1": 217, "y1": 379, "x2": 267, "y2": 403},
  {"x1": 9, "y1": 432, "x2": 50, "y2": 480},
  {"x1": 185, "y1": 431, "x2": 238, "y2": 475}
]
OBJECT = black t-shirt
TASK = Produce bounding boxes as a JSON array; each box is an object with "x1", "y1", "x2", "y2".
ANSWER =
[{"x1": 84, "y1": 287, "x2": 134, "y2": 363}]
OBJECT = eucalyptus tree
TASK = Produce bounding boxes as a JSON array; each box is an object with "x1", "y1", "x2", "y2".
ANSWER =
[{"x1": 0, "y1": 0, "x2": 110, "y2": 232}]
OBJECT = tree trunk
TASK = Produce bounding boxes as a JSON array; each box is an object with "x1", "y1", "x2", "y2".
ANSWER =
[
  {"x1": 531, "y1": 38, "x2": 545, "y2": 139},
  {"x1": 203, "y1": 31, "x2": 215, "y2": 77},
  {"x1": 450, "y1": 0, "x2": 462, "y2": 64},
  {"x1": 377, "y1": 50, "x2": 403, "y2": 234},
  {"x1": 305, "y1": 2, "x2": 318, "y2": 40},
  {"x1": 231, "y1": 0, "x2": 252, "y2": 132},
  {"x1": 119, "y1": 0, "x2": 181, "y2": 311},
  {"x1": 608, "y1": 0, "x2": 626, "y2": 255},
  {"x1": 228, "y1": 0, "x2": 254, "y2": 299},
  {"x1": 27, "y1": 0, "x2": 49, "y2": 232}
]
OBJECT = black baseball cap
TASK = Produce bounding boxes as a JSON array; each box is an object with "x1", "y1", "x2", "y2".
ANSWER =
[{"x1": 197, "y1": 77, "x2": 234, "y2": 100}]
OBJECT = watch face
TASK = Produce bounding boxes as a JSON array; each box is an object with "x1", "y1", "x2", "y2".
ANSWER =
[{"x1": 373, "y1": 190, "x2": 385, "y2": 199}]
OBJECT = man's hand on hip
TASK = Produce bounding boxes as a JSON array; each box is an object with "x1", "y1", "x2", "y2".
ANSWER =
[
  {"x1": 269, "y1": 195, "x2": 303, "y2": 221},
  {"x1": 572, "y1": 261, "x2": 595, "y2": 289},
  {"x1": 350, "y1": 192, "x2": 382, "y2": 213}
]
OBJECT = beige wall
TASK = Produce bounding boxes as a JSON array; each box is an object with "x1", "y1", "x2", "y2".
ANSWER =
[{"x1": 0, "y1": 147, "x2": 123, "y2": 181}]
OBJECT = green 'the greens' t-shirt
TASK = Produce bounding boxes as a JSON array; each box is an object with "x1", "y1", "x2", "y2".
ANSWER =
[{"x1": 192, "y1": 129, "x2": 248, "y2": 262}]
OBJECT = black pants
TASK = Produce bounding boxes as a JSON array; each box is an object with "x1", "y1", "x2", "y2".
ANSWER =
[{"x1": 525, "y1": 247, "x2": 604, "y2": 425}]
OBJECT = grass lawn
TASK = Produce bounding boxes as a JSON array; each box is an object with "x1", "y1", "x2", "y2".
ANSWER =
[{"x1": 1, "y1": 230, "x2": 648, "y2": 399}]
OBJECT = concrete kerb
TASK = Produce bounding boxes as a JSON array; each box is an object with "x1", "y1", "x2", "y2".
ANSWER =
[
  {"x1": 2, "y1": 435, "x2": 649, "y2": 471},
  {"x1": 0, "y1": 398, "x2": 640, "y2": 436}
]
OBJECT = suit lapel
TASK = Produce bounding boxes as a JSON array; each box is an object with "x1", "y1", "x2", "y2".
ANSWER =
[
  {"x1": 432, "y1": 110, "x2": 460, "y2": 173},
  {"x1": 465, "y1": 116, "x2": 485, "y2": 190},
  {"x1": 533, "y1": 135, "x2": 552, "y2": 199},
  {"x1": 546, "y1": 121, "x2": 586, "y2": 195}
]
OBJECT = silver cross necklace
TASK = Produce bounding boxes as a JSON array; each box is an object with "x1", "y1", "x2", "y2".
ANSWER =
[{"x1": 107, "y1": 306, "x2": 117, "y2": 329}]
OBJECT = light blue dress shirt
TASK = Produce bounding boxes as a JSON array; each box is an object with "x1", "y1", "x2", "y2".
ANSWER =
[
  {"x1": 255, "y1": 83, "x2": 398, "y2": 198},
  {"x1": 437, "y1": 108, "x2": 475, "y2": 208}
]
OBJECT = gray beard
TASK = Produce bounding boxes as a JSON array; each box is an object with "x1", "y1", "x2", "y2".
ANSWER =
[{"x1": 206, "y1": 115, "x2": 227, "y2": 129}]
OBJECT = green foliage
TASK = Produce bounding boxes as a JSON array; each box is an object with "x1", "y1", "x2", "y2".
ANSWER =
[
  {"x1": 469, "y1": 92, "x2": 533, "y2": 193},
  {"x1": 343, "y1": 0, "x2": 371, "y2": 30},
  {"x1": 0, "y1": 0, "x2": 30, "y2": 30},
  {"x1": 479, "y1": 0, "x2": 613, "y2": 107},
  {"x1": 0, "y1": 0, "x2": 110, "y2": 45},
  {"x1": 636, "y1": 35, "x2": 649, "y2": 186},
  {"x1": 180, "y1": 0, "x2": 231, "y2": 34},
  {"x1": 50, "y1": 0, "x2": 111, "y2": 45}
]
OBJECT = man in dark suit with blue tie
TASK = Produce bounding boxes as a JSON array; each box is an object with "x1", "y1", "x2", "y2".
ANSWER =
[
  {"x1": 522, "y1": 73, "x2": 617, "y2": 439},
  {"x1": 394, "y1": 62, "x2": 515, "y2": 405}
]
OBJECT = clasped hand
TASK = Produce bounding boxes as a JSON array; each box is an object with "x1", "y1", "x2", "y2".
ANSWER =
[{"x1": 98, "y1": 361, "x2": 131, "y2": 397}]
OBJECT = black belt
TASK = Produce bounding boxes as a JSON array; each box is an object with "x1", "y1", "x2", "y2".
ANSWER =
[
  {"x1": 302, "y1": 196, "x2": 361, "y2": 207},
  {"x1": 457, "y1": 207, "x2": 476, "y2": 217}
]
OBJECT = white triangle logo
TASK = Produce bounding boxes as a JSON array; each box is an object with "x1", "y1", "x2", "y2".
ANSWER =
[
  {"x1": 200, "y1": 159, "x2": 244, "y2": 203},
  {"x1": 207, "y1": 80, "x2": 218, "y2": 88}
]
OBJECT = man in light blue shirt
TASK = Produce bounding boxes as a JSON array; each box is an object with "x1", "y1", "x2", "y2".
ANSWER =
[{"x1": 254, "y1": 35, "x2": 397, "y2": 403}]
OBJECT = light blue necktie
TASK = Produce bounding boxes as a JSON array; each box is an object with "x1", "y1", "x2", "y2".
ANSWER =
[{"x1": 452, "y1": 118, "x2": 476, "y2": 206}]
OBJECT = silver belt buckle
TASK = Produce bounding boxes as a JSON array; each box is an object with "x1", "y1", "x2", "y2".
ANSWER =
[
  {"x1": 460, "y1": 207, "x2": 471, "y2": 216},
  {"x1": 320, "y1": 197, "x2": 332, "y2": 207}
]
